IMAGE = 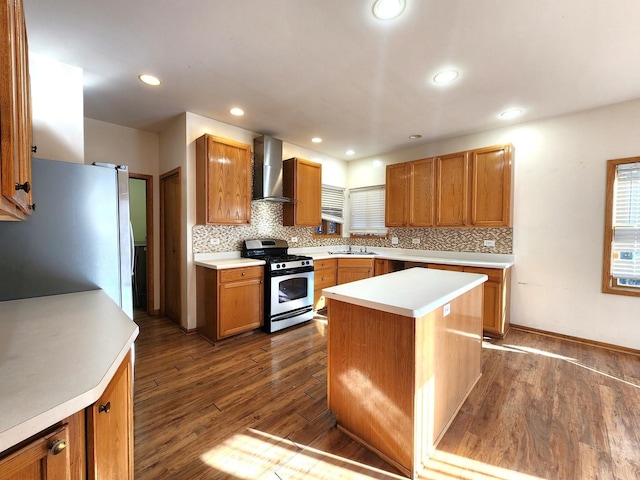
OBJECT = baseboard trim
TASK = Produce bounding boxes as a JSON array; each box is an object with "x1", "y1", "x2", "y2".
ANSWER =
[{"x1": 510, "y1": 324, "x2": 640, "y2": 356}]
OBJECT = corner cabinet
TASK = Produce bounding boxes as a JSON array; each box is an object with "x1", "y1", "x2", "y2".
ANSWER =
[
  {"x1": 0, "y1": 352, "x2": 134, "y2": 480},
  {"x1": 195, "y1": 134, "x2": 251, "y2": 225},
  {"x1": 0, "y1": 0, "x2": 33, "y2": 221},
  {"x1": 197, "y1": 265, "x2": 264, "y2": 342},
  {"x1": 283, "y1": 157, "x2": 321, "y2": 226}
]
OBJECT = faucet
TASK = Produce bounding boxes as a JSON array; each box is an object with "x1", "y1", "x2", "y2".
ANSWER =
[{"x1": 347, "y1": 244, "x2": 352, "y2": 253}]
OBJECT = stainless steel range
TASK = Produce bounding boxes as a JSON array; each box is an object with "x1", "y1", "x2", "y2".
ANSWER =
[{"x1": 242, "y1": 239, "x2": 314, "y2": 333}]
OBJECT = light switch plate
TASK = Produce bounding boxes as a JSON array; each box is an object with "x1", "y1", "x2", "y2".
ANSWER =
[
  {"x1": 291, "y1": 237, "x2": 298, "y2": 243},
  {"x1": 412, "y1": 238, "x2": 421, "y2": 244},
  {"x1": 443, "y1": 303, "x2": 451, "y2": 317},
  {"x1": 391, "y1": 237, "x2": 399, "y2": 245},
  {"x1": 483, "y1": 239, "x2": 496, "y2": 247}
]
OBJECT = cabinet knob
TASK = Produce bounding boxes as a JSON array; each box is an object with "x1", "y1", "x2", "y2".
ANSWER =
[
  {"x1": 49, "y1": 439, "x2": 67, "y2": 455},
  {"x1": 98, "y1": 401, "x2": 111, "y2": 413},
  {"x1": 15, "y1": 181, "x2": 31, "y2": 193},
  {"x1": 28, "y1": 203, "x2": 36, "y2": 211},
  {"x1": 31, "y1": 145, "x2": 38, "y2": 153},
  {"x1": 241, "y1": 272, "x2": 246, "y2": 276}
]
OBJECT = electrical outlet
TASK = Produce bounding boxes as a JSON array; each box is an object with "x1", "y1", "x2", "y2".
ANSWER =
[
  {"x1": 483, "y1": 239, "x2": 496, "y2": 247},
  {"x1": 443, "y1": 303, "x2": 451, "y2": 317},
  {"x1": 391, "y1": 236, "x2": 399, "y2": 245},
  {"x1": 412, "y1": 238, "x2": 421, "y2": 244},
  {"x1": 209, "y1": 238, "x2": 220, "y2": 246},
  {"x1": 290, "y1": 236, "x2": 298, "y2": 243}
]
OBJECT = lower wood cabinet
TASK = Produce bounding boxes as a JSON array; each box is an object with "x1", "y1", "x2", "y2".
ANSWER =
[
  {"x1": 0, "y1": 352, "x2": 133, "y2": 480},
  {"x1": 313, "y1": 258, "x2": 337, "y2": 310},
  {"x1": 337, "y1": 258, "x2": 374, "y2": 284},
  {"x1": 428, "y1": 263, "x2": 511, "y2": 337},
  {"x1": 197, "y1": 265, "x2": 264, "y2": 342},
  {"x1": 86, "y1": 351, "x2": 134, "y2": 480}
]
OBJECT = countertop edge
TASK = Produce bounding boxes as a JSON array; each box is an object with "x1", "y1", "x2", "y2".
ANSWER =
[
  {"x1": 195, "y1": 258, "x2": 265, "y2": 269},
  {"x1": 323, "y1": 269, "x2": 488, "y2": 317}
]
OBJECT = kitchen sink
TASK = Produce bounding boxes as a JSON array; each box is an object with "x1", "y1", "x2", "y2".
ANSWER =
[{"x1": 328, "y1": 250, "x2": 378, "y2": 255}]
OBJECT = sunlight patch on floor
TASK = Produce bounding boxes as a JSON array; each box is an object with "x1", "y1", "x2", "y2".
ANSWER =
[{"x1": 423, "y1": 450, "x2": 546, "y2": 480}]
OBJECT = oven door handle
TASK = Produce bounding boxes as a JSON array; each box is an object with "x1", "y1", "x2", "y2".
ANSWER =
[{"x1": 271, "y1": 305, "x2": 314, "y2": 323}]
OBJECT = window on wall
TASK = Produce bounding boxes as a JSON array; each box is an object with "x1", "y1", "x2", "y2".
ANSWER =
[
  {"x1": 602, "y1": 157, "x2": 640, "y2": 296},
  {"x1": 314, "y1": 185, "x2": 344, "y2": 237},
  {"x1": 349, "y1": 185, "x2": 387, "y2": 237}
]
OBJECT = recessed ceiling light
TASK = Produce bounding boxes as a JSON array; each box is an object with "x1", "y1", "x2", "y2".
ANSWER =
[
  {"x1": 229, "y1": 107, "x2": 244, "y2": 116},
  {"x1": 311, "y1": 137, "x2": 322, "y2": 143},
  {"x1": 433, "y1": 70, "x2": 459, "y2": 84},
  {"x1": 500, "y1": 108, "x2": 524, "y2": 119},
  {"x1": 138, "y1": 74, "x2": 161, "y2": 86},
  {"x1": 346, "y1": 149, "x2": 355, "y2": 156},
  {"x1": 372, "y1": 0, "x2": 406, "y2": 20},
  {"x1": 409, "y1": 134, "x2": 422, "y2": 140}
]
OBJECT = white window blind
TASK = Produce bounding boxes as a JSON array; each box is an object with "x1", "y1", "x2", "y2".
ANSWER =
[
  {"x1": 321, "y1": 185, "x2": 345, "y2": 224},
  {"x1": 611, "y1": 161, "x2": 640, "y2": 285},
  {"x1": 349, "y1": 185, "x2": 387, "y2": 234}
]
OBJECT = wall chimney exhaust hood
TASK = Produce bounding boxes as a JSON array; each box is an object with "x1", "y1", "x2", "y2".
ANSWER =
[{"x1": 253, "y1": 135, "x2": 290, "y2": 202}]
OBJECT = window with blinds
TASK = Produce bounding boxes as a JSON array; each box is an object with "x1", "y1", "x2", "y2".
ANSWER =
[
  {"x1": 603, "y1": 158, "x2": 640, "y2": 295},
  {"x1": 321, "y1": 185, "x2": 345, "y2": 224},
  {"x1": 349, "y1": 185, "x2": 387, "y2": 235}
]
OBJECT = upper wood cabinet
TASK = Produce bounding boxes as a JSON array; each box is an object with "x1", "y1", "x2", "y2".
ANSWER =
[
  {"x1": 469, "y1": 144, "x2": 513, "y2": 227},
  {"x1": 283, "y1": 157, "x2": 321, "y2": 226},
  {"x1": 386, "y1": 158, "x2": 435, "y2": 227},
  {"x1": 0, "y1": 0, "x2": 33, "y2": 221},
  {"x1": 196, "y1": 134, "x2": 251, "y2": 225},
  {"x1": 435, "y1": 144, "x2": 513, "y2": 227},
  {"x1": 435, "y1": 151, "x2": 469, "y2": 227}
]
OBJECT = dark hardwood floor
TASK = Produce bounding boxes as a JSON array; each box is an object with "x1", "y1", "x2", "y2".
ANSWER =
[{"x1": 133, "y1": 311, "x2": 640, "y2": 479}]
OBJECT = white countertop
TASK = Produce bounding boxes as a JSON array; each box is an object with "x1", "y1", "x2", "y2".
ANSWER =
[
  {"x1": 0, "y1": 290, "x2": 139, "y2": 453},
  {"x1": 194, "y1": 258, "x2": 265, "y2": 269},
  {"x1": 322, "y1": 267, "x2": 487, "y2": 318},
  {"x1": 301, "y1": 247, "x2": 514, "y2": 269}
]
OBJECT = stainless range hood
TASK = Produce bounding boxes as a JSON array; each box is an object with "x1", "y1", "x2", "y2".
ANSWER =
[{"x1": 253, "y1": 135, "x2": 290, "y2": 202}]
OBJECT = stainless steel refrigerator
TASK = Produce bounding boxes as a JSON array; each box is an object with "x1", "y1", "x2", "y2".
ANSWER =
[{"x1": 0, "y1": 158, "x2": 134, "y2": 318}]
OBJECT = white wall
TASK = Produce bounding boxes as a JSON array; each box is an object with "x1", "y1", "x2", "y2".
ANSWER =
[
  {"x1": 30, "y1": 53, "x2": 84, "y2": 163},
  {"x1": 84, "y1": 118, "x2": 161, "y2": 312},
  {"x1": 348, "y1": 99, "x2": 640, "y2": 350}
]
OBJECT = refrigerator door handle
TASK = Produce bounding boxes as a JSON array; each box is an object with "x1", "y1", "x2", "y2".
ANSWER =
[{"x1": 129, "y1": 222, "x2": 135, "y2": 276}]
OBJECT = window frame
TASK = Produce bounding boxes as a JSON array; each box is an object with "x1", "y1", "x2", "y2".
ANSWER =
[
  {"x1": 313, "y1": 184, "x2": 345, "y2": 238},
  {"x1": 602, "y1": 156, "x2": 640, "y2": 297}
]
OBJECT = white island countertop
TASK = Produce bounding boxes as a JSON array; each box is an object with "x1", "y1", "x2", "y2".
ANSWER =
[
  {"x1": 0, "y1": 290, "x2": 139, "y2": 453},
  {"x1": 323, "y1": 267, "x2": 487, "y2": 318}
]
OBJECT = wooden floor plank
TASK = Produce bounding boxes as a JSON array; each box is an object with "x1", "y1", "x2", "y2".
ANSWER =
[{"x1": 133, "y1": 312, "x2": 640, "y2": 480}]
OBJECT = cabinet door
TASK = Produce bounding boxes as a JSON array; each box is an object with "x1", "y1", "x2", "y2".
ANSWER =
[
  {"x1": 218, "y1": 277, "x2": 263, "y2": 338},
  {"x1": 337, "y1": 259, "x2": 374, "y2": 284},
  {"x1": 196, "y1": 134, "x2": 251, "y2": 225},
  {"x1": 0, "y1": 424, "x2": 71, "y2": 480},
  {"x1": 87, "y1": 352, "x2": 133, "y2": 480},
  {"x1": 435, "y1": 152, "x2": 469, "y2": 226},
  {"x1": 283, "y1": 158, "x2": 322, "y2": 226},
  {"x1": 385, "y1": 163, "x2": 407, "y2": 227},
  {"x1": 470, "y1": 144, "x2": 512, "y2": 227},
  {"x1": 0, "y1": 0, "x2": 32, "y2": 220},
  {"x1": 408, "y1": 158, "x2": 435, "y2": 227}
]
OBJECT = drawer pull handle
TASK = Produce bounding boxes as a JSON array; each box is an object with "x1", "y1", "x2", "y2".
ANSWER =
[
  {"x1": 49, "y1": 439, "x2": 67, "y2": 455},
  {"x1": 98, "y1": 401, "x2": 111, "y2": 413},
  {"x1": 241, "y1": 272, "x2": 246, "y2": 276}
]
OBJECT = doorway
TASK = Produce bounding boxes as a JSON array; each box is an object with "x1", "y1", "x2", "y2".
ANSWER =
[
  {"x1": 129, "y1": 173, "x2": 154, "y2": 315},
  {"x1": 160, "y1": 167, "x2": 182, "y2": 325}
]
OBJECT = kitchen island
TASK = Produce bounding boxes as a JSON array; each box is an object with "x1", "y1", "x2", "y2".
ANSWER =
[{"x1": 323, "y1": 268, "x2": 487, "y2": 479}]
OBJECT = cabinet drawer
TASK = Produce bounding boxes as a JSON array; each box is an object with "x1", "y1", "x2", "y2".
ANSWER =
[
  {"x1": 337, "y1": 258, "x2": 374, "y2": 269},
  {"x1": 219, "y1": 266, "x2": 264, "y2": 283},
  {"x1": 315, "y1": 269, "x2": 337, "y2": 289},
  {"x1": 315, "y1": 258, "x2": 337, "y2": 270},
  {"x1": 463, "y1": 266, "x2": 503, "y2": 282}
]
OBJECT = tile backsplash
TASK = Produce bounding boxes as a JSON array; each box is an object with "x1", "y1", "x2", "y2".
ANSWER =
[{"x1": 192, "y1": 201, "x2": 513, "y2": 254}]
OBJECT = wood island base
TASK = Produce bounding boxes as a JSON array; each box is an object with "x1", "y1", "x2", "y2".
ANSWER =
[{"x1": 326, "y1": 282, "x2": 484, "y2": 479}]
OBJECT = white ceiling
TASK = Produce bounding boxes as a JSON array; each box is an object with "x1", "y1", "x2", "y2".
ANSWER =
[{"x1": 23, "y1": 0, "x2": 640, "y2": 160}]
